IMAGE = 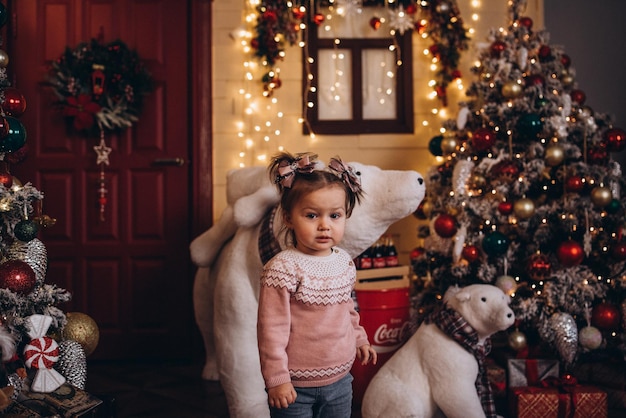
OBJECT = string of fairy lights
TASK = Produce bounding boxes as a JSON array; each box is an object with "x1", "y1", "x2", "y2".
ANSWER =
[{"x1": 230, "y1": 0, "x2": 484, "y2": 168}]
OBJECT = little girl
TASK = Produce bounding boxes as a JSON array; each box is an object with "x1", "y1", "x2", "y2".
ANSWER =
[{"x1": 257, "y1": 152, "x2": 377, "y2": 417}]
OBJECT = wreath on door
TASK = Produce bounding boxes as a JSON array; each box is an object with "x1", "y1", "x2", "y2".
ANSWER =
[
  {"x1": 47, "y1": 38, "x2": 152, "y2": 136},
  {"x1": 46, "y1": 38, "x2": 153, "y2": 222}
]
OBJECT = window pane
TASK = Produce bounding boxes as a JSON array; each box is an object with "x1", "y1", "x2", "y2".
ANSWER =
[
  {"x1": 317, "y1": 49, "x2": 353, "y2": 120},
  {"x1": 362, "y1": 49, "x2": 396, "y2": 120},
  {"x1": 317, "y1": 8, "x2": 393, "y2": 39}
]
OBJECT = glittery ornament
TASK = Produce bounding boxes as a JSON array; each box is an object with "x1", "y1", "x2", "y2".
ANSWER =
[
  {"x1": 490, "y1": 159, "x2": 520, "y2": 183},
  {"x1": 7, "y1": 239, "x2": 48, "y2": 286},
  {"x1": 579, "y1": 326, "x2": 602, "y2": 350},
  {"x1": 490, "y1": 40, "x2": 506, "y2": 57},
  {"x1": 56, "y1": 340, "x2": 87, "y2": 389},
  {"x1": 508, "y1": 329, "x2": 527, "y2": 351},
  {"x1": 461, "y1": 245, "x2": 480, "y2": 263},
  {"x1": 565, "y1": 175, "x2": 584, "y2": 193},
  {"x1": 549, "y1": 312, "x2": 577, "y2": 365},
  {"x1": 62, "y1": 312, "x2": 100, "y2": 356},
  {"x1": 526, "y1": 253, "x2": 552, "y2": 281},
  {"x1": 14, "y1": 219, "x2": 39, "y2": 242},
  {"x1": 452, "y1": 160, "x2": 474, "y2": 196},
  {"x1": 470, "y1": 127, "x2": 496, "y2": 152},
  {"x1": 570, "y1": 89, "x2": 586, "y2": 105},
  {"x1": 0, "y1": 259, "x2": 36, "y2": 294}
]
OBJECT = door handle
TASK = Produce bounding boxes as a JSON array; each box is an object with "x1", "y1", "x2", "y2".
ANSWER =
[{"x1": 152, "y1": 158, "x2": 186, "y2": 167}]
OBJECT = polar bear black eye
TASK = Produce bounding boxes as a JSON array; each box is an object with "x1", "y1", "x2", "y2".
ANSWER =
[
  {"x1": 356, "y1": 171, "x2": 361, "y2": 176},
  {"x1": 481, "y1": 297, "x2": 487, "y2": 302}
]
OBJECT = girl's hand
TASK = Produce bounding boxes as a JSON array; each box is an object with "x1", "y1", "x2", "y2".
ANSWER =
[
  {"x1": 268, "y1": 382, "x2": 297, "y2": 409},
  {"x1": 356, "y1": 344, "x2": 378, "y2": 366}
]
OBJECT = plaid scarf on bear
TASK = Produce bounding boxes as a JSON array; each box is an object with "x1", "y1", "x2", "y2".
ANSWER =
[
  {"x1": 259, "y1": 205, "x2": 281, "y2": 265},
  {"x1": 425, "y1": 304, "x2": 497, "y2": 418}
]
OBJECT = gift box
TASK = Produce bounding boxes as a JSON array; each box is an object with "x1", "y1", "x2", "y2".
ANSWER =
[
  {"x1": 510, "y1": 386, "x2": 561, "y2": 418},
  {"x1": 508, "y1": 359, "x2": 560, "y2": 388},
  {"x1": 509, "y1": 381, "x2": 607, "y2": 418}
]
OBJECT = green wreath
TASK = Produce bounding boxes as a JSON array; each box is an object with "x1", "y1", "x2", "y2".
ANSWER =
[{"x1": 47, "y1": 38, "x2": 152, "y2": 136}]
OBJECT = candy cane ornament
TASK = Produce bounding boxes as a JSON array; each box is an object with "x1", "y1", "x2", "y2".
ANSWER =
[{"x1": 23, "y1": 314, "x2": 66, "y2": 392}]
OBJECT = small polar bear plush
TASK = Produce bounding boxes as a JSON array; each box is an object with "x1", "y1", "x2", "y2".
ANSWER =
[{"x1": 362, "y1": 284, "x2": 514, "y2": 418}]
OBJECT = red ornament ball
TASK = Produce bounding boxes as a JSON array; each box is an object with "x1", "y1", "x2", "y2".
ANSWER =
[
  {"x1": 519, "y1": 16, "x2": 533, "y2": 30},
  {"x1": 538, "y1": 45, "x2": 552, "y2": 60},
  {"x1": 0, "y1": 170, "x2": 12, "y2": 188},
  {"x1": 291, "y1": 7, "x2": 305, "y2": 20},
  {"x1": 462, "y1": 245, "x2": 480, "y2": 263},
  {"x1": 610, "y1": 241, "x2": 626, "y2": 261},
  {"x1": 591, "y1": 302, "x2": 621, "y2": 330},
  {"x1": 1, "y1": 87, "x2": 27, "y2": 117},
  {"x1": 470, "y1": 127, "x2": 496, "y2": 152},
  {"x1": 434, "y1": 214, "x2": 457, "y2": 238},
  {"x1": 604, "y1": 127, "x2": 626, "y2": 152},
  {"x1": 525, "y1": 74, "x2": 545, "y2": 87},
  {"x1": 369, "y1": 17, "x2": 382, "y2": 30},
  {"x1": 490, "y1": 40, "x2": 507, "y2": 57},
  {"x1": 557, "y1": 240, "x2": 584, "y2": 267},
  {"x1": 313, "y1": 13, "x2": 325, "y2": 26},
  {"x1": 491, "y1": 159, "x2": 521, "y2": 183},
  {"x1": 560, "y1": 54, "x2": 571, "y2": 68},
  {"x1": 570, "y1": 89, "x2": 586, "y2": 105},
  {"x1": 587, "y1": 145, "x2": 608, "y2": 165},
  {"x1": 526, "y1": 253, "x2": 551, "y2": 281},
  {"x1": 498, "y1": 201, "x2": 513, "y2": 215},
  {"x1": 0, "y1": 259, "x2": 36, "y2": 294},
  {"x1": 410, "y1": 246, "x2": 425, "y2": 261},
  {"x1": 564, "y1": 175, "x2": 584, "y2": 193}
]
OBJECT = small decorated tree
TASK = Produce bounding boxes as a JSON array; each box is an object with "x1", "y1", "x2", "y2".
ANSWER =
[
  {"x1": 0, "y1": 2, "x2": 99, "y2": 410},
  {"x1": 412, "y1": 0, "x2": 625, "y2": 368}
]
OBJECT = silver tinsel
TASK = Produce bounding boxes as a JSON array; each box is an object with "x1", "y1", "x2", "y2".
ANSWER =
[
  {"x1": 549, "y1": 312, "x2": 578, "y2": 365},
  {"x1": 6, "y1": 238, "x2": 48, "y2": 286},
  {"x1": 55, "y1": 340, "x2": 87, "y2": 389},
  {"x1": 7, "y1": 372, "x2": 24, "y2": 401}
]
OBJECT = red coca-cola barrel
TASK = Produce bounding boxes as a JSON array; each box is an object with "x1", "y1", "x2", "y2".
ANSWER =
[{"x1": 351, "y1": 286, "x2": 411, "y2": 406}]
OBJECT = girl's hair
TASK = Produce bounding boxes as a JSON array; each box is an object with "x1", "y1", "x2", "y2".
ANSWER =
[{"x1": 268, "y1": 151, "x2": 364, "y2": 246}]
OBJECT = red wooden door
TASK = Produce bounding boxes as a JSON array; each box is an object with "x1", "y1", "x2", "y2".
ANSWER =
[{"x1": 9, "y1": 0, "x2": 194, "y2": 360}]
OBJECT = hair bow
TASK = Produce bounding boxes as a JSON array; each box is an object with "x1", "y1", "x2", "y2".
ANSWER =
[
  {"x1": 328, "y1": 157, "x2": 362, "y2": 194},
  {"x1": 275, "y1": 154, "x2": 317, "y2": 188}
]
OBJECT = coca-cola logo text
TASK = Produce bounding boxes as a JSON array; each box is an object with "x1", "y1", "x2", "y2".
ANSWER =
[{"x1": 372, "y1": 320, "x2": 411, "y2": 346}]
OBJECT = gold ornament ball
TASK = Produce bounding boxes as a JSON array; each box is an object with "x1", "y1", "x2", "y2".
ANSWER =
[
  {"x1": 514, "y1": 198, "x2": 535, "y2": 219},
  {"x1": 495, "y1": 275, "x2": 517, "y2": 296},
  {"x1": 590, "y1": 186, "x2": 612, "y2": 208},
  {"x1": 440, "y1": 137, "x2": 458, "y2": 154},
  {"x1": 545, "y1": 145, "x2": 564, "y2": 167},
  {"x1": 501, "y1": 81, "x2": 523, "y2": 99},
  {"x1": 0, "y1": 49, "x2": 9, "y2": 68},
  {"x1": 63, "y1": 312, "x2": 100, "y2": 356},
  {"x1": 508, "y1": 330, "x2": 528, "y2": 351}
]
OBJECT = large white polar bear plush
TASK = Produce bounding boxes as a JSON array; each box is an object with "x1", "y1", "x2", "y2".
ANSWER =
[
  {"x1": 190, "y1": 162, "x2": 425, "y2": 417},
  {"x1": 362, "y1": 284, "x2": 515, "y2": 418}
]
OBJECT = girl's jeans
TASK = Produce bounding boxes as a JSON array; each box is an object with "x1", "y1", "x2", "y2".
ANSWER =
[{"x1": 269, "y1": 374, "x2": 353, "y2": 418}]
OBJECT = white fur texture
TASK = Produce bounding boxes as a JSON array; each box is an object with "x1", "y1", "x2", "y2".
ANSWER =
[
  {"x1": 190, "y1": 162, "x2": 425, "y2": 417},
  {"x1": 0, "y1": 327, "x2": 15, "y2": 362},
  {"x1": 361, "y1": 284, "x2": 515, "y2": 418}
]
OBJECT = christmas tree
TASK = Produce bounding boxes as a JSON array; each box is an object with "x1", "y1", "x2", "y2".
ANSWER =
[
  {"x1": 412, "y1": 0, "x2": 625, "y2": 368},
  {"x1": 0, "y1": 2, "x2": 96, "y2": 410}
]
